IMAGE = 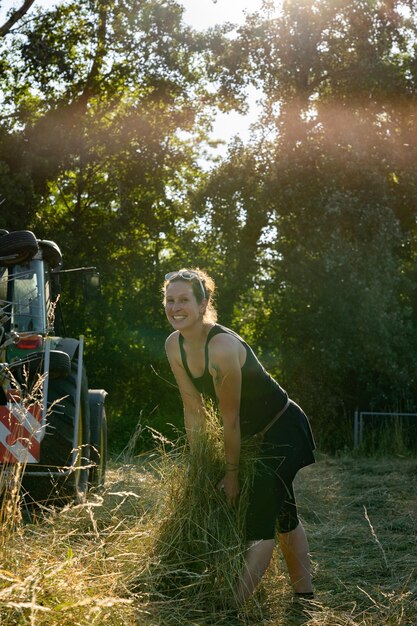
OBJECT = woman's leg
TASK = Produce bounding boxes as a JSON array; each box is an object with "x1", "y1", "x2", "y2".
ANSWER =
[
  {"x1": 234, "y1": 539, "x2": 275, "y2": 603},
  {"x1": 234, "y1": 523, "x2": 313, "y2": 603},
  {"x1": 278, "y1": 521, "x2": 313, "y2": 593}
]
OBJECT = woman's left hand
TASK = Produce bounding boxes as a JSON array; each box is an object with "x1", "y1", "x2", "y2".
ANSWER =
[{"x1": 217, "y1": 472, "x2": 240, "y2": 506}]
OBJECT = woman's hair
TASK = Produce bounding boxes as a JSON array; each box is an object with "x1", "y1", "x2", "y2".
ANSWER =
[{"x1": 163, "y1": 268, "x2": 218, "y2": 323}]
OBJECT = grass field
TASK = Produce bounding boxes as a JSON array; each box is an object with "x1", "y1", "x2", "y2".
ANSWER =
[{"x1": 1, "y1": 447, "x2": 416, "y2": 625}]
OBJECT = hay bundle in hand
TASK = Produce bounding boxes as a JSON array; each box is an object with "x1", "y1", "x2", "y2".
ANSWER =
[{"x1": 134, "y1": 408, "x2": 257, "y2": 616}]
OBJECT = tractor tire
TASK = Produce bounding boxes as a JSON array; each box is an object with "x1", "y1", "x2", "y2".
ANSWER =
[
  {"x1": 47, "y1": 350, "x2": 72, "y2": 379},
  {"x1": 23, "y1": 357, "x2": 91, "y2": 506},
  {"x1": 9, "y1": 350, "x2": 71, "y2": 386},
  {"x1": 0, "y1": 230, "x2": 38, "y2": 266},
  {"x1": 88, "y1": 391, "x2": 107, "y2": 489},
  {"x1": 38, "y1": 240, "x2": 62, "y2": 269}
]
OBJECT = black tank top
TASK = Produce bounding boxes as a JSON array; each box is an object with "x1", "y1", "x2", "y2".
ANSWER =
[{"x1": 179, "y1": 324, "x2": 288, "y2": 437}]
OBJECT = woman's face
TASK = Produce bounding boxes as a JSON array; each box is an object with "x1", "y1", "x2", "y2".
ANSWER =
[{"x1": 164, "y1": 280, "x2": 205, "y2": 330}]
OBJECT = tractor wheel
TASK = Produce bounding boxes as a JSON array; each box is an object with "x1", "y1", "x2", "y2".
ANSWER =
[
  {"x1": 28, "y1": 349, "x2": 71, "y2": 380},
  {"x1": 23, "y1": 357, "x2": 91, "y2": 505},
  {"x1": 9, "y1": 349, "x2": 71, "y2": 386},
  {"x1": 88, "y1": 392, "x2": 107, "y2": 489},
  {"x1": 0, "y1": 230, "x2": 38, "y2": 266}
]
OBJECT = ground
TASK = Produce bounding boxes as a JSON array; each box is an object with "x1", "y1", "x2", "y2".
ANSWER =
[{"x1": 1, "y1": 452, "x2": 416, "y2": 625}]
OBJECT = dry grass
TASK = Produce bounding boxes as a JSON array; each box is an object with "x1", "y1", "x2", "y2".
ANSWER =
[{"x1": 0, "y1": 420, "x2": 416, "y2": 625}]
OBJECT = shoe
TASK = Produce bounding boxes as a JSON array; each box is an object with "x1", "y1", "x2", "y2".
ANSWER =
[{"x1": 285, "y1": 593, "x2": 316, "y2": 624}]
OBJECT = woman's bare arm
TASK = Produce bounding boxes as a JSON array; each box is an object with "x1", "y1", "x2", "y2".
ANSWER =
[
  {"x1": 165, "y1": 332, "x2": 206, "y2": 444},
  {"x1": 209, "y1": 333, "x2": 243, "y2": 505}
]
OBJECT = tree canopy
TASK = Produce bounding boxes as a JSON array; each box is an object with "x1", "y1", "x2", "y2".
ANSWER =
[{"x1": 1, "y1": 0, "x2": 416, "y2": 452}]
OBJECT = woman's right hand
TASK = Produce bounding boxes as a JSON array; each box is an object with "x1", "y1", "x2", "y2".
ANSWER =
[{"x1": 217, "y1": 471, "x2": 240, "y2": 506}]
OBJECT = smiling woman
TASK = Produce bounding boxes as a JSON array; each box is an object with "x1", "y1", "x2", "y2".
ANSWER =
[{"x1": 162, "y1": 267, "x2": 316, "y2": 607}]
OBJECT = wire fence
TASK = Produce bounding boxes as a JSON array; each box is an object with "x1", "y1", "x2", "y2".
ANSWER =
[{"x1": 354, "y1": 410, "x2": 417, "y2": 449}]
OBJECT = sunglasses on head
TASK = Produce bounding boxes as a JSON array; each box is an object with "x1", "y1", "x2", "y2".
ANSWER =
[{"x1": 165, "y1": 270, "x2": 206, "y2": 298}]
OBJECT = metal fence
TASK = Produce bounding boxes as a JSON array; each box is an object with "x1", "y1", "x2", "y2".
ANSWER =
[{"x1": 353, "y1": 410, "x2": 417, "y2": 448}]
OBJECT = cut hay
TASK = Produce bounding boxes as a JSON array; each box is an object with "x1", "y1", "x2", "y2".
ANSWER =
[
  {"x1": 129, "y1": 410, "x2": 259, "y2": 622},
  {"x1": 1, "y1": 411, "x2": 417, "y2": 625}
]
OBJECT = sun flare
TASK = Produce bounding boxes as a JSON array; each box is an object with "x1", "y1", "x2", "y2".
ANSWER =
[{"x1": 180, "y1": 0, "x2": 273, "y2": 30}]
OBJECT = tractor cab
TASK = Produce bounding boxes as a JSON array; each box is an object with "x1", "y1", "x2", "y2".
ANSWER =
[
  {"x1": 0, "y1": 240, "x2": 60, "y2": 336},
  {"x1": 1, "y1": 240, "x2": 62, "y2": 363}
]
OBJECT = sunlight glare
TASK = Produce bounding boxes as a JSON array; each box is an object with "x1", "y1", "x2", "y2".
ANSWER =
[{"x1": 180, "y1": 0, "x2": 266, "y2": 30}]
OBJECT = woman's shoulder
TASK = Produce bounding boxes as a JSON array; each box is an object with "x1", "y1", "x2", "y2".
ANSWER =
[
  {"x1": 208, "y1": 324, "x2": 245, "y2": 343},
  {"x1": 165, "y1": 330, "x2": 180, "y2": 353},
  {"x1": 208, "y1": 327, "x2": 242, "y2": 354}
]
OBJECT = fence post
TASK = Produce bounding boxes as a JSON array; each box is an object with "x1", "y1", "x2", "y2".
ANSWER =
[{"x1": 354, "y1": 408, "x2": 359, "y2": 449}]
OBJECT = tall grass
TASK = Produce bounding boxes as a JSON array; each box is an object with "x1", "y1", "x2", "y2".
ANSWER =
[
  {"x1": 1, "y1": 408, "x2": 417, "y2": 625},
  {"x1": 0, "y1": 463, "x2": 24, "y2": 556},
  {"x1": 0, "y1": 368, "x2": 45, "y2": 560},
  {"x1": 359, "y1": 415, "x2": 417, "y2": 456},
  {"x1": 0, "y1": 409, "x2": 261, "y2": 625}
]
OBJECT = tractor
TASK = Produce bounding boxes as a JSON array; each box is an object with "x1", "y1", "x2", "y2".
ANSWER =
[{"x1": 0, "y1": 229, "x2": 107, "y2": 505}]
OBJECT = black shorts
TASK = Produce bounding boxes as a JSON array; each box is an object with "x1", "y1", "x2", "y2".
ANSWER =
[{"x1": 245, "y1": 401, "x2": 315, "y2": 541}]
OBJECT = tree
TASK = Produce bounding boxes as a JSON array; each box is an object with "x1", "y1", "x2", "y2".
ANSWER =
[
  {"x1": 0, "y1": 0, "x2": 232, "y2": 447},
  {"x1": 0, "y1": 0, "x2": 35, "y2": 37},
  {"x1": 2, "y1": 0, "x2": 417, "y2": 452},
  {"x1": 208, "y1": 0, "x2": 417, "y2": 448},
  {"x1": 190, "y1": 140, "x2": 271, "y2": 326}
]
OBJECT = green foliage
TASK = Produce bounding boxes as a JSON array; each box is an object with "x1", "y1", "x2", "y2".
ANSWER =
[
  {"x1": 226, "y1": 0, "x2": 417, "y2": 449},
  {"x1": 266, "y1": 192, "x2": 416, "y2": 448},
  {"x1": 1, "y1": 0, "x2": 417, "y2": 453},
  {"x1": 192, "y1": 141, "x2": 271, "y2": 325}
]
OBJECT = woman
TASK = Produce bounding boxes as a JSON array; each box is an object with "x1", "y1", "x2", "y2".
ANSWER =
[{"x1": 163, "y1": 268, "x2": 316, "y2": 604}]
